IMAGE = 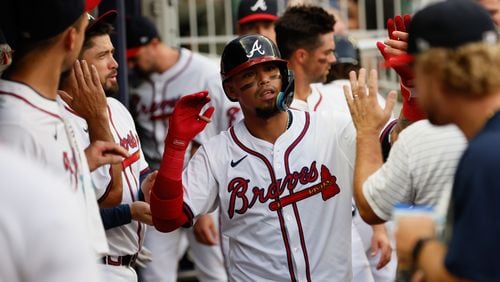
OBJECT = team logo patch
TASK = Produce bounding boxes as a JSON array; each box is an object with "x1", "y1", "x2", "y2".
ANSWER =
[
  {"x1": 246, "y1": 40, "x2": 266, "y2": 58},
  {"x1": 250, "y1": 0, "x2": 267, "y2": 11},
  {"x1": 227, "y1": 161, "x2": 340, "y2": 218}
]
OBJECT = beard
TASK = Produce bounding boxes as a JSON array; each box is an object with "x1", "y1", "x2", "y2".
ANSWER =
[
  {"x1": 255, "y1": 104, "x2": 280, "y2": 119},
  {"x1": 104, "y1": 81, "x2": 119, "y2": 97}
]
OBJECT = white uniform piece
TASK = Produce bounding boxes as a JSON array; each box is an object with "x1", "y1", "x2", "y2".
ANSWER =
[
  {"x1": 0, "y1": 79, "x2": 108, "y2": 257},
  {"x1": 363, "y1": 120, "x2": 467, "y2": 221},
  {"x1": 292, "y1": 82, "x2": 397, "y2": 282},
  {"x1": 130, "y1": 48, "x2": 228, "y2": 282},
  {"x1": 183, "y1": 110, "x2": 356, "y2": 281},
  {"x1": 0, "y1": 146, "x2": 101, "y2": 282},
  {"x1": 65, "y1": 97, "x2": 149, "y2": 282}
]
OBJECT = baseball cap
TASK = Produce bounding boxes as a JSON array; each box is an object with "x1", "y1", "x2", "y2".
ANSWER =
[
  {"x1": 237, "y1": 0, "x2": 278, "y2": 26},
  {"x1": 125, "y1": 16, "x2": 159, "y2": 59},
  {"x1": 334, "y1": 36, "x2": 359, "y2": 65},
  {"x1": 1, "y1": 0, "x2": 101, "y2": 48},
  {"x1": 86, "y1": 10, "x2": 117, "y2": 34},
  {"x1": 389, "y1": 0, "x2": 498, "y2": 66}
]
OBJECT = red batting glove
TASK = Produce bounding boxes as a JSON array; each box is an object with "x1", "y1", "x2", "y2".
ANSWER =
[
  {"x1": 377, "y1": 15, "x2": 426, "y2": 121},
  {"x1": 165, "y1": 91, "x2": 215, "y2": 151}
]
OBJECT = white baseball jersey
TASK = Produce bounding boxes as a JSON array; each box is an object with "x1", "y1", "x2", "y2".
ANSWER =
[
  {"x1": 292, "y1": 81, "x2": 387, "y2": 113},
  {"x1": 65, "y1": 97, "x2": 149, "y2": 258},
  {"x1": 131, "y1": 48, "x2": 240, "y2": 169},
  {"x1": 291, "y1": 81, "x2": 397, "y2": 281},
  {"x1": 183, "y1": 109, "x2": 356, "y2": 281},
  {"x1": 363, "y1": 120, "x2": 467, "y2": 221},
  {"x1": 0, "y1": 79, "x2": 108, "y2": 257},
  {"x1": 0, "y1": 146, "x2": 101, "y2": 282}
]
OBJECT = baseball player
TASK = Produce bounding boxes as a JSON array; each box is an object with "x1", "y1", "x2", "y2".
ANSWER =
[
  {"x1": 150, "y1": 34, "x2": 359, "y2": 281},
  {"x1": 237, "y1": 0, "x2": 279, "y2": 43},
  {"x1": 274, "y1": 6, "x2": 394, "y2": 281},
  {"x1": 126, "y1": 16, "x2": 228, "y2": 282},
  {"x1": 60, "y1": 11, "x2": 154, "y2": 281},
  {"x1": 0, "y1": 146, "x2": 101, "y2": 282},
  {"x1": 0, "y1": 0, "x2": 128, "y2": 258}
]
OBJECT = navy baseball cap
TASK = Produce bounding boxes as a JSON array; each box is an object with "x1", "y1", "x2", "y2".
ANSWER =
[
  {"x1": 1, "y1": 0, "x2": 100, "y2": 49},
  {"x1": 86, "y1": 10, "x2": 117, "y2": 34},
  {"x1": 125, "y1": 16, "x2": 159, "y2": 59},
  {"x1": 334, "y1": 36, "x2": 359, "y2": 65},
  {"x1": 389, "y1": 0, "x2": 498, "y2": 66},
  {"x1": 237, "y1": 0, "x2": 278, "y2": 25}
]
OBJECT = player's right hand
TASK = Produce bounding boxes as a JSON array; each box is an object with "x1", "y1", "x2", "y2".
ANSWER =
[
  {"x1": 193, "y1": 214, "x2": 218, "y2": 246},
  {"x1": 166, "y1": 91, "x2": 215, "y2": 151},
  {"x1": 85, "y1": 140, "x2": 129, "y2": 171},
  {"x1": 376, "y1": 14, "x2": 413, "y2": 86},
  {"x1": 59, "y1": 60, "x2": 108, "y2": 121},
  {"x1": 130, "y1": 201, "x2": 153, "y2": 225}
]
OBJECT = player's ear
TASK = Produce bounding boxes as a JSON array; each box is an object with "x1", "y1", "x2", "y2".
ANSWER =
[
  {"x1": 223, "y1": 81, "x2": 238, "y2": 102},
  {"x1": 294, "y1": 48, "x2": 308, "y2": 65},
  {"x1": 63, "y1": 27, "x2": 78, "y2": 52}
]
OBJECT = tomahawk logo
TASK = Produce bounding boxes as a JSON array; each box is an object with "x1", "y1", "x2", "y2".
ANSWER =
[
  {"x1": 250, "y1": 0, "x2": 267, "y2": 11},
  {"x1": 246, "y1": 40, "x2": 265, "y2": 58}
]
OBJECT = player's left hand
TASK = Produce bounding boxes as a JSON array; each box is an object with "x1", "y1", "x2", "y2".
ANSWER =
[
  {"x1": 343, "y1": 68, "x2": 397, "y2": 135},
  {"x1": 193, "y1": 214, "x2": 218, "y2": 246},
  {"x1": 130, "y1": 201, "x2": 153, "y2": 225},
  {"x1": 85, "y1": 140, "x2": 129, "y2": 171},
  {"x1": 370, "y1": 224, "x2": 393, "y2": 269},
  {"x1": 395, "y1": 215, "x2": 436, "y2": 268},
  {"x1": 59, "y1": 60, "x2": 108, "y2": 121},
  {"x1": 141, "y1": 170, "x2": 158, "y2": 203}
]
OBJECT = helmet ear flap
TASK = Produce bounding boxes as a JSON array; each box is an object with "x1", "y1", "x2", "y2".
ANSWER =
[{"x1": 276, "y1": 70, "x2": 294, "y2": 112}]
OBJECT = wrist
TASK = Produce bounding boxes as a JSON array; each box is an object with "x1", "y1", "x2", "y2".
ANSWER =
[{"x1": 356, "y1": 129, "x2": 381, "y2": 140}]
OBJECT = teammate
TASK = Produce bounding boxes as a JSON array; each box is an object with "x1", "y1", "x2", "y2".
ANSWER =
[
  {"x1": 343, "y1": 14, "x2": 467, "y2": 226},
  {"x1": 388, "y1": 2, "x2": 500, "y2": 280},
  {"x1": 237, "y1": 0, "x2": 279, "y2": 43},
  {"x1": 0, "y1": 146, "x2": 101, "y2": 282},
  {"x1": 60, "y1": 11, "x2": 154, "y2": 281},
  {"x1": 126, "y1": 16, "x2": 227, "y2": 282},
  {"x1": 275, "y1": 6, "x2": 393, "y2": 281},
  {"x1": 0, "y1": 0, "x2": 128, "y2": 258},
  {"x1": 150, "y1": 34, "x2": 359, "y2": 281}
]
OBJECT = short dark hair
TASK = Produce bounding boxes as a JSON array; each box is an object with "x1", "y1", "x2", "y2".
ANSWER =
[
  {"x1": 275, "y1": 5, "x2": 335, "y2": 59},
  {"x1": 81, "y1": 22, "x2": 114, "y2": 54}
]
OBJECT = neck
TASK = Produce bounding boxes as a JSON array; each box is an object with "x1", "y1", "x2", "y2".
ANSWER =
[
  {"x1": 243, "y1": 110, "x2": 288, "y2": 144},
  {"x1": 452, "y1": 93, "x2": 500, "y2": 140},
  {"x1": 5, "y1": 51, "x2": 64, "y2": 100},
  {"x1": 288, "y1": 60, "x2": 312, "y2": 101},
  {"x1": 157, "y1": 45, "x2": 180, "y2": 73}
]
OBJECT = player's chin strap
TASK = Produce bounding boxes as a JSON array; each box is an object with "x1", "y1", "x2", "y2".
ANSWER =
[{"x1": 276, "y1": 71, "x2": 295, "y2": 112}]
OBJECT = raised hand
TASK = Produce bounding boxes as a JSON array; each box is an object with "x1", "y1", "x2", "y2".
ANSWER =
[
  {"x1": 343, "y1": 69, "x2": 396, "y2": 135},
  {"x1": 166, "y1": 91, "x2": 215, "y2": 151},
  {"x1": 59, "y1": 60, "x2": 108, "y2": 121},
  {"x1": 377, "y1": 15, "x2": 413, "y2": 85},
  {"x1": 85, "y1": 140, "x2": 129, "y2": 171}
]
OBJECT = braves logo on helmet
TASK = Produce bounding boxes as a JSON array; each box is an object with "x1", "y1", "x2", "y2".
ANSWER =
[{"x1": 246, "y1": 39, "x2": 266, "y2": 58}]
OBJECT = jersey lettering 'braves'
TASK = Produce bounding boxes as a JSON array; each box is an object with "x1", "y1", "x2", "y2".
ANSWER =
[
  {"x1": 66, "y1": 97, "x2": 149, "y2": 258},
  {"x1": 250, "y1": 0, "x2": 268, "y2": 11},
  {"x1": 183, "y1": 109, "x2": 356, "y2": 281}
]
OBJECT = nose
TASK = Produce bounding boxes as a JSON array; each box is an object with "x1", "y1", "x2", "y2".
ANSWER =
[
  {"x1": 328, "y1": 52, "x2": 336, "y2": 64},
  {"x1": 110, "y1": 57, "x2": 119, "y2": 69},
  {"x1": 257, "y1": 71, "x2": 271, "y2": 86}
]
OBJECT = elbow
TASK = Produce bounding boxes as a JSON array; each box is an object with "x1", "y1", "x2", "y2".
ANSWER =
[
  {"x1": 98, "y1": 183, "x2": 123, "y2": 208},
  {"x1": 357, "y1": 206, "x2": 385, "y2": 225}
]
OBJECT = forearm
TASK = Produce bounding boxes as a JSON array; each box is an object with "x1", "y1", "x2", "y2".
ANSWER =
[
  {"x1": 354, "y1": 131, "x2": 385, "y2": 224},
  {"x1": 150, "y1": 147, "x2": 189, "y2": 232},
  {"x1": 417, "y1": 240, "x2": 464, "y2": 281},
  {"x1": 100, "y1": 204, "x2": 132, "y2": 230},
  {"x1": 88, "y1": 114, "x2": 123, "y2": 208}
]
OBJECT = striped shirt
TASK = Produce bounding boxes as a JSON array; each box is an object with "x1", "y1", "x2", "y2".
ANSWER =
[{"x1": 363, "y1": 120, "x2": 467, "y2": 221}]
